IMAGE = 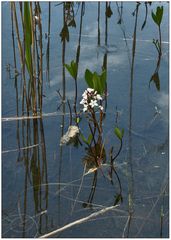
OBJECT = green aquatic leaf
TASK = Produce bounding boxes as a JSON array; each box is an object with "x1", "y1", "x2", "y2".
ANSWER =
[
  {"x1": 151, "y1": 6, "x2": 163, "y2": 26},
  {"x1": 114, "y1": 127, "x2": 124, "y2": 140},
  {"x1": 64, "y1": 64, "x2": 73, "y2": 77},
  {"x1": 85, "y1": 69, "x2": 94, "y2": 88},
  {"x1": 65, "y1": 60, "x2": 77, "y2": 79},
  {"x1": 76, "y1": 117, "x2": 81, "y2": 124},
  {"x1": 71, "y1": 60, "x2": 78, "y2": 79},
  {"x1": 100, "y1": 70, "x2": 107, "y2": 92},
  {"x1": 85, "y1": 69, "x2": 106, "y2": 94},
  {"x1": 92, "y1": 72, "x2": 101, "y2": 93}
]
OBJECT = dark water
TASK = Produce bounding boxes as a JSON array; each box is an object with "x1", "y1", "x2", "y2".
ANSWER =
[{"x1": 2, "y1": 2, "x2": 169, "y2": 238}]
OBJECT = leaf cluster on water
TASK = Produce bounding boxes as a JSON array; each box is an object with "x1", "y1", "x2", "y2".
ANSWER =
[
  {"x1": 151, "y1": 6, "x2": 163, "y2": 26},
  {"x1": 85, "y1": 69, "x2": 106, "y2": 95}
]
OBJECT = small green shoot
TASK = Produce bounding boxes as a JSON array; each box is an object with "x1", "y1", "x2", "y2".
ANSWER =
[
  {"x1": 80, "y1": 133, "x2": 93, "y2": 146},
  {"x1": 64, "y1": 60, "x2": 78, "y2": 80},
  {"x1": 114, "y1": 127, "x2": 124, "y2": 141}
]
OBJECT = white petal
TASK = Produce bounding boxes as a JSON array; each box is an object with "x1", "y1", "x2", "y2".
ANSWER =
[{"x1": 87, "y1": 88, "x2": 94, "y2": 93}]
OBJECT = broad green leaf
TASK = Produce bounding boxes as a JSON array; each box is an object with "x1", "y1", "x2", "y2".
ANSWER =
[
  {"x1": 156, "y1": 6, "x2": 163, "y2": 25},
  {"x1": 152, "y1": 11, "x2": 158, "y2": 25},
  {"x1": 92, "y1": 72, "x2": 101, "y2": 94},
  {"x1": 151, "y1": 6, "x2": 163, "y2": 26},
  {"x1": 100, "y1": 70, "x2": 107, "y2": 93},
  {"x1": 85, "y1": 69, "x2": 94, "y2": 88},
  {"x1": 114, "y1": 127, "x2": 124, "y2": 140}
]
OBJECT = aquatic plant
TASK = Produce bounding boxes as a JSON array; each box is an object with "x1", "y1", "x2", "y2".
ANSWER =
[
  {"x1": 80, "y1": 88, "x2": 103, "y2": 113},
  {"x1": 78, "y1": 82, "x2": 124, "y2": 207},
  {"x1": 150, "y1": 6, "x2": 163, "y2": 90},
  {"x1": 11, "y1": 2, "x2": 43, "y2": 115},
  {"x1": 85, "y1": 69, "x2": 106, "y2": 95}
]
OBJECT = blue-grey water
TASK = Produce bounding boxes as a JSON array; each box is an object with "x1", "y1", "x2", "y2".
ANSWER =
[{"x1": 2, "y1": 2, "x2": 169, "y2": 238}]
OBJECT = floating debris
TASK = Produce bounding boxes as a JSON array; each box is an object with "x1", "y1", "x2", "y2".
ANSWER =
[{"x1": 60, "y1": 126, "x2": 79, "y2": 146}]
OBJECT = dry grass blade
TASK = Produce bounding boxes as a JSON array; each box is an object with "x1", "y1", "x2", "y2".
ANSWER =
[
  {"x1": 2, "y1": 112, "x2": 72, "y2": 122},
  {"x1": 39, "y1": 205, "x2": 119, "y2": 238},
  {"x1": 2, "y1": 143, "x2": 41, "y2": 154}
]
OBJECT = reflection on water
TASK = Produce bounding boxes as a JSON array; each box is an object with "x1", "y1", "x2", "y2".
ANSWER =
[{"x1": 2, "y1": 2, "x2": 169, "y2": 238}]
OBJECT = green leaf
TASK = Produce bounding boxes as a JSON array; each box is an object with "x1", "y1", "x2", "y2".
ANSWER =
[
  {"x1": 87, "y1": 134, "x2": 93, "y2": 145},
  {"x1": 92, "y1": 72, "x2": 101, "y2": 93},
  {"x1": 100, "y1": 70, "x2": 107, "y2": 93},
  {"x1": 71, "y1": 60, "x2": 77, "y2": 79},
  {"x1": 64, "y1": 64, "x2": 74, "y2": 78},
  {"x1": 76, "y1": 117, "x2": 80, "y2": 124},
  {"x1": 64, "y1": 60, "x2": 77, "y2": 79},
  {"x1": 156, "y1": 6, "x2": 163, "y2": 25},
  {"x1": 151, "y1": 6, "x2": 163, "y2": 26},
  {"x1": 24, "y1": 3, "x2": 32, "y2": 45},
  {"x1": 85, "y1": 69, "x2": 106, "y2": 94},
  {"x1": 114, "y1": 127, "x2": 124, "y2": 140},
  {"x1": 85, "y1": 69, "x2": 94, "y2": 88}
]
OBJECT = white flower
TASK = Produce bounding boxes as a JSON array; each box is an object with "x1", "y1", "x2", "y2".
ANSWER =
[
  {"x1": 89, "y1": 99, "x2": 98, "y2": 108},
  {"x1": 96, "y1": 94, "x2": 102, "y2": 100},
  {"x1": 80, "y1": 88, "x2": 103, "y2": 112},
  {"x1": 80, "y1": 99, "x2": 86, "y2": 105},
  {"x1": 87, "y1": 88, "x2": 94, "y2": 93},
  {"x1": 82, "y1": 91, "x2": 87, "y2": 97},
  {"x1": 83, "y1": 106, "x2": 88, "y2": 112}
]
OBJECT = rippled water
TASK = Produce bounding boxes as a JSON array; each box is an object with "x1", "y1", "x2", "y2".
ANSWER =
[{"x1": 2, "y1": 2, "x2": 169, "y2": 238}]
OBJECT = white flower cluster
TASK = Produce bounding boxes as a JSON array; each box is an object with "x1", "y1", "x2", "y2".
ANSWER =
[{"x1": 80, "y1": 88, "x2": 103, "y2": 112}]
